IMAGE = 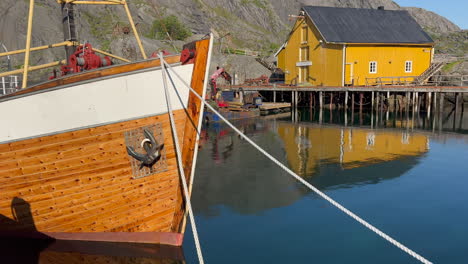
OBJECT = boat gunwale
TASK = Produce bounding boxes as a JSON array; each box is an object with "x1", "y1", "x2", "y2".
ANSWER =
[{"x1": 0, "y1": 55, "x2": 182, "y2": 103}]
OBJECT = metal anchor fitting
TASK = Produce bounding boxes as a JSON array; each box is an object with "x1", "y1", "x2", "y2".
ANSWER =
[{"x1": 126, "y1": 128, "x2": 164, "y2": 169}]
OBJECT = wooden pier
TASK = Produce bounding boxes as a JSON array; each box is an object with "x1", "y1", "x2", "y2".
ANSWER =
[
  {"x1": 221, "y1": 85, "x2": 468, "y2": 114},
  {"x1": 219, "y1": 84, "x2": 468, "y2": 126},
  {"x1": 259, "y1": 102, "x2": 291, "y2": 115}
]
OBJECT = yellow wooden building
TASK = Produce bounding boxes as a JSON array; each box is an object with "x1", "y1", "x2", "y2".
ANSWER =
[{"x1": 275, "y1": 6, "x2": 435, "y2": 86}]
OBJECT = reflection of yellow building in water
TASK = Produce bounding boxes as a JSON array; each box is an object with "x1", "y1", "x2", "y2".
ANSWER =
[{"x1": 277, "y1": 123, "x2": 429, "y2": 176}]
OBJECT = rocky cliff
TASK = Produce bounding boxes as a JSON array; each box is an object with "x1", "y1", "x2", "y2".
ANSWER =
[{"x1": 0, "y1": 0, "x2": 464, "y2": 84}]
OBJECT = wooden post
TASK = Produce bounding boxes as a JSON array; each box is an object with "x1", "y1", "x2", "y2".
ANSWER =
[
  {"x1": 376, "y1": 92, "x2": 380, "y2": 111},
  {"x1": 319, "y1": 91, "x2": 323, "y2": 109},
  {"x1": 296, "y1": 91, "x2": 299, "y2": 109},
  {"x1": 433, "y1": 92, "x2": 438, "y2": 113},
  {"x1": 440, "y1": 92, "x2": 445, "y2": 113},
  {"x1": 455, "y1": 93, "x2": 460, "y2": 119},
  {"x1": 22, "y1": 0, "x2": 35, "y2": 89},
  {"x1": 439, "y1": 93, "x2": 444, "y2": 132},
  {"x1": 345, "y1": 91, "x2": 348, "y2": 110},
  {"x1": 359, "y1": 93, "x2": 363, "y2": 112},
  {"x1": 427, "y1": 92, "x2": 432, "y2": 117},
  {"x1": 351, "y1": 92, "x2": 355, "y2": 113},
  {"x1": 273, "y1": 91, "x2": 276, "y2": 103},
  {"x1": 330, "y1": 92, "x2": 333, "y2": 111},
  {"x1": 386, "y1": 91, "x2": 390, "y2": 122},
  {"x1": 406, "y1": 91, "x2": 410, "y2": 112},
  {"x1": 371, "y1": 91, "x2": 374, "y2": 110},
  {"x1": 123, "y1": 1, "x2": 147, "y2": 59},
  {"x1": 415, "y1": 92, "x2": 419, "y2": 112},
  {"x1": 291, "y1": 90, "x2": 295, "y2": 110}
]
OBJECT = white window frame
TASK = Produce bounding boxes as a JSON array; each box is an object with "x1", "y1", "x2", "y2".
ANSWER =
[
  {"x1": 405, "y1": 61, "x2": 413, "y2": 73},
  {"x1": 369, "y1": 61, "x2": 377, "y2": 74},
  {"x1": 300, "y1": 46, "x2": 309, "y2": 62},
  {"x1": 301, "y1": 26, "x2": 308, "y2": 44}
]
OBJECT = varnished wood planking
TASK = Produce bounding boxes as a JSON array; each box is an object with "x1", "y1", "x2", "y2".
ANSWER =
[
  {"x1": 32, "y1": 172, "x2": 179, "y2": 227},
  {"x1": 0, "y1": 112, "x2": 186, "y2": 179},
  {"x1": 0, "y1": 110, "x2": 190, "y2": 234},
  {"x1": 4, "y1": 170, "x2": 178, "y2": 231}
]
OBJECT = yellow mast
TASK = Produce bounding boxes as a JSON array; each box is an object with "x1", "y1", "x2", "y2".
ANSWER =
[
  {"x1": 123, "y1": 1, "x2": 147, "y2": 59},
  {"x1": 22, "y1": 0, "x2": 35, "y2": 89},
  {"x1": 0, "y1": 61, "x2": 66, "y2": 79},
  {"x1": 58, "y1": 0, "x2": 147, "y2": 59},
  {"x1": 0, "y1": 41, "x2": 74, "y2": 58}
]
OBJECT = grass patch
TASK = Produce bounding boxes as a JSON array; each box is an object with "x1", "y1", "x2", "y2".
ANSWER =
[
  {"x1": 147, "y1": 15, "x2": 192, "y2": 40},
  {"x1": 442, "y1": 60, "x2": 462, "y2": 72}
]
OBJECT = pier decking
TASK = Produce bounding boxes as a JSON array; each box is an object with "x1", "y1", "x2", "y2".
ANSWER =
[{"x1": 220, "y1": 85, "x2": 468, "y2": 113}]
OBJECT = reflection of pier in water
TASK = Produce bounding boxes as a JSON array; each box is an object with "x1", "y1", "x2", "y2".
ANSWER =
[
  {"x1": 292, "y1": 102, "x2": 468, "y2": 134},
  {"x1": 194, "y1": 118, "x2": 428, "y2": 216}
]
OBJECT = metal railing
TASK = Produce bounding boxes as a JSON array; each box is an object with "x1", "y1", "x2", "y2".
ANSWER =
[
  {"x1": 365, "y1": 76, "x2": 418, "y2": 86},
  {"x1": 427, "y1": 75, "x2": 468, "y2": 86},
  {"x1": 0, "y1": 75, "x2": 19, "y2": 96},
  {"x1": 365, "y1": 75, "x2": 468, "y2": 87}
]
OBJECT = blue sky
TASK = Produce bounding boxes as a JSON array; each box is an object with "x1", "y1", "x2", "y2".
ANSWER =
[{"x1": 394, "y1": 0, "x2": 467, "y2": 29}]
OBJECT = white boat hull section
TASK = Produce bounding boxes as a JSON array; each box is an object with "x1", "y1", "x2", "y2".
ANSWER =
[{"x1": 0, "y1": 64, "x2": 194, "y2": 143}]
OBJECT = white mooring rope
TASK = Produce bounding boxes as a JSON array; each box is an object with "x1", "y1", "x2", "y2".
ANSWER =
[
  {"x1": 159, "y1": 55, "x2": 204, "y2": 264},
  {"x1": 163, "y1": 60, "x2": 433, "y2": 264}
]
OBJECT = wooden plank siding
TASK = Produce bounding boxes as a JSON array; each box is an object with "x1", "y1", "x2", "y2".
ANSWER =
[{"x1": 0, "y1": 110, "x2": 188, "y2": 237}]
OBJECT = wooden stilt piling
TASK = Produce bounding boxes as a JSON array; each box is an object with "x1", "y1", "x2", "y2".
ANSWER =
[
  {"x1": 359, "y1": 93, "x2": 363, "y2": 113},
  {"x1": 345, "y1": 91, "x2": 348, "y2": 110},
  {"x1": 319, "y1": 91, "x2": 323, "y2": 109}
]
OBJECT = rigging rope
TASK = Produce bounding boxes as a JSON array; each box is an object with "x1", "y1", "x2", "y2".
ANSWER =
[
  {"x1": 163, "y1": 60, "x2": 433, "y2": 264},
  {"x1": 159, "y1": 55, "x2": 204, "y2": 264}
]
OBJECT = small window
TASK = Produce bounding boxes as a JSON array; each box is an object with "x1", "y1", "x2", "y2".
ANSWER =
[
  {"x1": 369, "y1": 61, "x2": 377, "y2": 74},
  {"x1": 301, "y1": 26, "x2": 308, "y2": 43},
  {"x1": 300, "y1": 46, "x2": 309, "y2": 61},
  {"x1": 405, "y1": 61, "x2": 413, "y2": 73}
]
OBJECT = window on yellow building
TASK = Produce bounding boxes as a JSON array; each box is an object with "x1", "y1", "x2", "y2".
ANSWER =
[
  {"x1": 369, "y1": 61, "x2": 377, "y2": 74},
  {"x1": 300, "y1": 46, "x2": 309, "y2": 61},
  {"x1": 301, "y1": 26, "x2": 308, "y2": 43},
  {"x1": 405, "y1": 61, "x2": 413, "y2": 73}
]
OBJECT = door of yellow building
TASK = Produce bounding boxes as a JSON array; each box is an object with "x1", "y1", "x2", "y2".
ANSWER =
[{"x1": 345, "y1": 63, "x2": 353, "y2": 85}]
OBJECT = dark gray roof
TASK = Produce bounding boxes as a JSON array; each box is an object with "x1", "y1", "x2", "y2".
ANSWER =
[{"x1": 302, "y1": 6, "x2": 434, "y2": 44}]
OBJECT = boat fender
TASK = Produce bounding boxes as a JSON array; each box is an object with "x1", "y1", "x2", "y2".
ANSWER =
[{"x1": 126, "y1": 128, "x2": 164, "y2": 169}]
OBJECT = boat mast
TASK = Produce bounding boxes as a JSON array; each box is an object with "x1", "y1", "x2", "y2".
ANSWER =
[{"x1": 61, "y1": 2, "x2": 78, "y2": 63}]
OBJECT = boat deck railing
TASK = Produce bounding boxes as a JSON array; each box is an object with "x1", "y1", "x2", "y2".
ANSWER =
[{"x1": 0, "y1": 75, "x2": 19, "y2": 96}]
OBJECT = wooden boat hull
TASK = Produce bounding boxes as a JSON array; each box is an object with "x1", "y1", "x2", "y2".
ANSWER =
[{"x1": 0, "y1": 38, "x2": 212, "y2": 246}]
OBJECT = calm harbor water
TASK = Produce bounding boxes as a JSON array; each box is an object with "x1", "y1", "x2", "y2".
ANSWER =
[{"x1": 183, "y1": 107, "x2": 468, "y2": 264}]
